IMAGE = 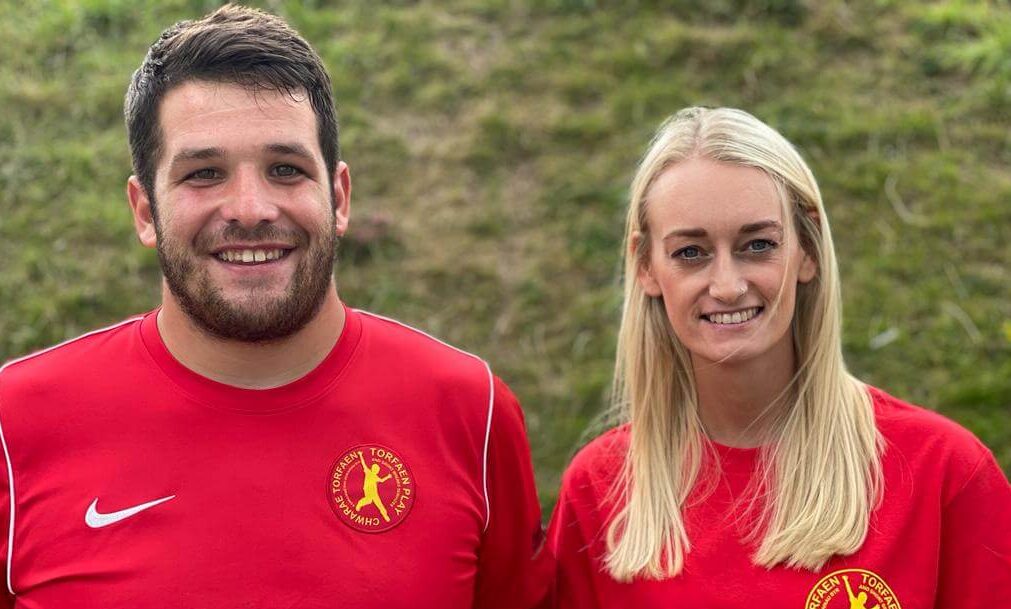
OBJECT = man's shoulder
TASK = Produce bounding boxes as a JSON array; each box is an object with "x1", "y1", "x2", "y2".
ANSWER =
[
  {"x1": 0, "y1": 315, "x2": 146, "y2": 394},
  {"x1": 354, "y1": 308, "x2": 488, "y2": 376},
  {"x1": 349, "y1": 308, "x2": 499, "y2": 431}
]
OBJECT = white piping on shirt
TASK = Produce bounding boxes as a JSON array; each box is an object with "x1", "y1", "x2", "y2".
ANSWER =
[
  {"x1": 354, "y1": 310, "x2": 495, "y2": 531},
  {"x1": 0, "y1": 416, "x2": 14, "y2": 597},
  {"x1": 0, "y1": 316, "x2": 144, "y2": 596},
  {"x1": 481, "y1": 362, "x2": 494, "y2": 533}
]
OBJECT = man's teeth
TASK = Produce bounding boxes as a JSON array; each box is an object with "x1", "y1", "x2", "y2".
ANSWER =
[
  {"x1": 707, "y1": 307, "x2": 760, "y2": 325},
  {"x1": 216, "y1": 249, "x2": 285, "y2": 263}
]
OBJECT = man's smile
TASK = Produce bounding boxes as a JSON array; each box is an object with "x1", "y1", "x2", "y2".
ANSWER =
[{"x1": 213, "y1": 247, "x2": 293, "y2": 264}]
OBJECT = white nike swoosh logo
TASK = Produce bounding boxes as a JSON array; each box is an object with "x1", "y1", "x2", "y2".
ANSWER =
[{"x1": 85, "y1": 495, "x2": 176, "y2": 529}]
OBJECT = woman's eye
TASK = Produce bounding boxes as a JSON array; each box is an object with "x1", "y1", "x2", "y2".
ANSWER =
[
  {"x1": 746, "y1": 239, "x2": 777, "y2": 253},
  {"x1": 673, "y1": 246, "x2": 702, "y2": 260},
  {"x1": 272, "y1": 165, "x2": 302, "y2": 178}
]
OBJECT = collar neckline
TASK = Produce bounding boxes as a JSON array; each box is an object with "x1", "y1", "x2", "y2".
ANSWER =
[{"x1": 139, "y1": 305, "x2": 362, "y2": 414}]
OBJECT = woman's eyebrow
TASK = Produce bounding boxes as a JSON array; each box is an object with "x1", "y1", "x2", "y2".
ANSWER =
[
  {"x1": 739, "y1": 220, "x2": 783, "y2": 235},
  {"x1": 662, "y1": 228, "x2": 707, "y2": 240},
  {"x1": 662, "y1": 220, "x2": 783, "y2": 241}
]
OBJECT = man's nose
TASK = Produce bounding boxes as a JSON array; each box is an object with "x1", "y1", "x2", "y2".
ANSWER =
[
  {"x1": 219, "y1": 167, "x2": 281, "y2": 227},
  {"x1": 707, "y1": 255, "x2": 747, "y2": 303}
]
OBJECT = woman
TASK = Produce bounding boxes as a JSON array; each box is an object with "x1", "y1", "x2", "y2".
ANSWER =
[{"x1": 545, "y1": 107, "x2": 1011, "y2": 608}]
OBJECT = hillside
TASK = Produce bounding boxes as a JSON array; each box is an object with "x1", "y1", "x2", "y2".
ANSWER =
[{"x1": 1, "y1": 0, "x2": 1008, "y2": 505}]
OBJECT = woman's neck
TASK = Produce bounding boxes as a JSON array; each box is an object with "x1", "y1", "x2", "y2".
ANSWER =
[{"x1": 692, "y1": 337, "x2": 797, "y2": 448}]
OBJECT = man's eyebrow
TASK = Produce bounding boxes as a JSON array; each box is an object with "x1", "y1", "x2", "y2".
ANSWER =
[
  {"x1": 739, "y1": 220, "x2": 783, "y2": 234},
  {"x1": 171, "y1": 147, "x2": 225, "y2": 165},
  {"x1": 265, "y1": 143, "x2": 315, "y2": 160}
]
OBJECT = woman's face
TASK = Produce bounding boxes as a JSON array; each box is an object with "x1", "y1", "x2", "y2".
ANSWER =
[{"x1": 637, "y1": 157, "x2": 816, "y2": 371}]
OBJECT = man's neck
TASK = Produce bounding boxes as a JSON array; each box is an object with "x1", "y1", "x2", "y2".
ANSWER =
[{"x1": 156, "y1": 286, "x2": 346, "y2": 390}]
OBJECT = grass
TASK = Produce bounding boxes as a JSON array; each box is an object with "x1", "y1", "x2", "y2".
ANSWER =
[{"x1": 1, "y1": 0, "x2": 1008, "y2": 508}]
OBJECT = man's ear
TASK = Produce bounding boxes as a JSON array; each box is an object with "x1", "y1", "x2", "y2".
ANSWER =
[
  {"x1": 332, "y1": 161, "x2": 351, "y2": 237},
  {"x1": 127, "y1": 176, "x2": 157, "y2": 248},
  {"x1": 632, "y1": 232, "x2": 662, "y2": 297}
]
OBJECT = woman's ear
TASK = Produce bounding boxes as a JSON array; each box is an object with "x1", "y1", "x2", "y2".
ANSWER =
[
  {"x1": 632, "y1": 232, "x2": 662, "y2": 296},
  {"x1": 798, "y1": 250, "x2": 817, "y2": 284},
  {"x1": 797, "y1": 208, "x2": 820, "y2": 284}
]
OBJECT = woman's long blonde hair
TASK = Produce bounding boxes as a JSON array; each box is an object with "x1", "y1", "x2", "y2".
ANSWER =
[{"x1": 604, "y1": 107, "x2": 883, "y2": 579}]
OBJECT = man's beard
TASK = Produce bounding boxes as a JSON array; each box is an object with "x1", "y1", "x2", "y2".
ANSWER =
[{"x1": 155, "y1": 218, "x2": 337, "y2": 343}]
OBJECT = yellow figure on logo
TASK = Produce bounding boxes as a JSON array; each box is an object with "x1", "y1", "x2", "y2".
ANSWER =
[
  {"x1": 355, "y1": 452, "x2": 392, "y2": 522},
  {"x1": 843, "y1": 575, "x2": 880, "y2": 609}
]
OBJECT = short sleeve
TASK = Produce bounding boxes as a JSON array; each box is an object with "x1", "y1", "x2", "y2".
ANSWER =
[
  {"x1": 936, "y1": 448, "x2": 1011, "y2": 607},
  {"x1": 472, "y1": 375, "x2": 552, "y2": 609}
]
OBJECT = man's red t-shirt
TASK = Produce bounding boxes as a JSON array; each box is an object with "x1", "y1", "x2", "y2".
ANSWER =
[{"x1": 0, "y1": 307, "x2": 549, "y2": 608}]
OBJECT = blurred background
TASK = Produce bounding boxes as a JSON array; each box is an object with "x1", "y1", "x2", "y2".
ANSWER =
[{"x1": 0, "y1": 0, "x2": 1008, "y2": 507}]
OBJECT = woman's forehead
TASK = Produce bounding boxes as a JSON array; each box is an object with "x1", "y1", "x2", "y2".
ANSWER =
[{"x1": 645, "y1": 158, "x2": 784, "y2": 232}]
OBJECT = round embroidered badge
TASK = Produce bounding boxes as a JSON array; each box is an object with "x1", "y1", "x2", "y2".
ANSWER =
[
  {"x1": 805, "y1": 568, "x2": 901, "y2": 609},
  {"x1": 328, "y1": 444, "x2": 415, "y2": 533}
]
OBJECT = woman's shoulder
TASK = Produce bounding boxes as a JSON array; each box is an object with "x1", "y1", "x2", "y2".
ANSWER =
[
  {"x1": 559, "y1": 424, "x2": 630, "y2": 494},
  {"x1": 870, "y1": 385, "x2": 986, "y2": 450},
  {"x1": 868, "y1": 385, "x2": 998, "y2": 498}
]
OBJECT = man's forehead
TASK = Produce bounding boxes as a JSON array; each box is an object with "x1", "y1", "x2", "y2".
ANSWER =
[
  {"x1": 162, "y1": 79, "x2": 312, "y2": 111},
  {"x1": 158, "y1": 80, "x2": 319, "y2": 155}
]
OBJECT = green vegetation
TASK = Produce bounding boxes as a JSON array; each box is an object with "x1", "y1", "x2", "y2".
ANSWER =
[{"x1": 1, "y1": 0, "x2": 1008, "y2": 507}]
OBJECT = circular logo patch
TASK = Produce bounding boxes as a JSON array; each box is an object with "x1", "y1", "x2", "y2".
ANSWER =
[
  {"x1": 806, "y1": 568, "x2": 901, "y2": 609},
  {"x1": 328, "y1": 444, "x2": 415, "y2": 533}
]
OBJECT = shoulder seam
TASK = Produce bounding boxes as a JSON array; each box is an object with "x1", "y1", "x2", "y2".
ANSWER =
[
  {"x1": 354, "y1": 309, "x2": 484, "y2": 363},
  {"x1": 0, "y1": 316, "x2": 145, "y2": 375},
  {"x1": 943, "y1": 445, "x2": 992, "y2": 510}
]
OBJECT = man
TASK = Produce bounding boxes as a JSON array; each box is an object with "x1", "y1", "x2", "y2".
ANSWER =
[{"x1": 0, "y1": 5, "x2": 548, "y2": 608}]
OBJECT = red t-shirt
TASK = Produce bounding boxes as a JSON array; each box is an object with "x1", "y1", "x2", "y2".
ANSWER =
[
  {"x1": 0, "y1": 307, "x2": 549, "y2": 608},
  {"x1": 546, "y1": 387, "x2": 1011, "y2": 608}
]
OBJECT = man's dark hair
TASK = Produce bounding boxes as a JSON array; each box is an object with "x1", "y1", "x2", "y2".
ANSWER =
[{"x1": 124, "y1": 4, "x2": 339, "y2": 212}]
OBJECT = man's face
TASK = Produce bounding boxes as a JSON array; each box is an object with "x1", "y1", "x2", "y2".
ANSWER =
[{"x1": 129, "y1": 80, "x2": 350, "y2": 342}]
